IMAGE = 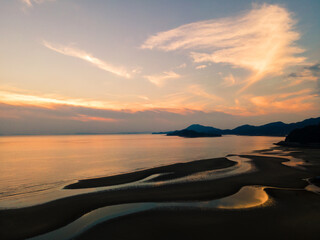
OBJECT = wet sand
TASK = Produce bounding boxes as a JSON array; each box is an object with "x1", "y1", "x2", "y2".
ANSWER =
[
  {"x1": 77, "y1": 189, "x2": 320, "y2": 240},
  {"x1": 0, "y1": 148, "x2": 320, "y2": 240},
  {"x1": 65, "y1": 157, "x2": 237, "y2": 189}
]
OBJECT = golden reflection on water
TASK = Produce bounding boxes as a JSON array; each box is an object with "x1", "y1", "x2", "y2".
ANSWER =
[
  {"x1": 305, "y1": 184, "x2": 320, "y2": 194},
  {"x1": 216, "y1": 186, "x2": 269, "y2": 209},
  {"x1": 0, "y1": 134, "x2": 281, "y2": 203},
  {"x1": 26, "y1": 186, "x2": 271, "y2": 240}
]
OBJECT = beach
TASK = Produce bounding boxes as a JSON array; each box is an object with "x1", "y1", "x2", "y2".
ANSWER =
[
  {"x1": 0, "y1": 145, "x2": 319, "y2": 240},
  {"x1": 2, "y1": 0, "x2": 320, "y2": 239}
]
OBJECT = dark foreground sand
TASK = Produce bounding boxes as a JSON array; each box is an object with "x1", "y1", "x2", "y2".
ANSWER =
[
  {"x1": 0, "y1": 148, "x2": 319, "y2": 240},
  {"x1": 77, "y1": 189, "x2": 320, "y2": 240}
]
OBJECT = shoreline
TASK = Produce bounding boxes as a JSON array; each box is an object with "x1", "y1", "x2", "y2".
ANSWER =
[
  {"x1": 0, "y1": 148, "x2": 319, "y2": 240},
  {"x1": 275, "y1": 141, "x2": 320, "y2": 149},
  {"x1": 65, "y1": 157, "x2": 236, "y2": 189}
]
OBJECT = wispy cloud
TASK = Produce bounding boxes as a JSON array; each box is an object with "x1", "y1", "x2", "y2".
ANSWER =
[
  {"x1": 176, "y1": 63, "x2": 187, "y2": 69},
  {"x1": 0, "y1": 88, "x2": 196, "y2": 114},
  {"x1": 249, "y1": 91, "x2": 317, "y2": 114},
  {"x1": 144, "y1": 71, "x2": 181, "y2": 86},
  {"x1": 0, "y1": 89, "x2": 112, "y2": 110},
  {"x1": 71, "y1": 114, "x2": 120, "y2": 123},
  {"x1": 222, "y1": 74, "x2": 236, "y2": 87},
  {"x1": 228, "y1": 89, "x2": 319, "y2": 116},
  {"x1": 187, "y1": 84, "x2": 223, "y2": 102},
  {"x1": 21, "y1": 0, "x2": 54, "y2": 7},
  {"x1": 0, "y1": 101, "x2": 236, "y2": 135},
  {"x1": 283, "y1": 63, "x2": 320, "y2": 88},
  {"x1": 0, "y1": 86, "x2": 318, "y2": 135},
  {"x1": 43, "y1": 41, "x2": 131, "y2": 78},
  {"x1": 21, "y1": 0, "x2": 32, "y2": 7},
  {"x1": 142, "y1": 4, "x2": 305, "y2": 91},
  {"x1": 195, "y1": 65, "x2": 207, "y2": 70}
]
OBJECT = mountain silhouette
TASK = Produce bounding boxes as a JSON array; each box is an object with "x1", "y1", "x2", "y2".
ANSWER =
[
  {"x1": 227, "y1": 121, "x2": 288, "y2": 136},
  {"x1": 153, "y1": 117, "x2": 320, "y2": 137},
  {"x1": 286, "y1": 123, "x2": 320, "y2": 143},
  {"x1": 276, "y1": 123, "x2": 320, "y2": 148},
  {"x1": 185, "y1": 124, "x2": 222, "y2": 135}
]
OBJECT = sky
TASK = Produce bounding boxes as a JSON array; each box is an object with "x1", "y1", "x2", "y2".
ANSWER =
[{"x1": 0, "y1": 0, "x2": 319, "y2": 135}]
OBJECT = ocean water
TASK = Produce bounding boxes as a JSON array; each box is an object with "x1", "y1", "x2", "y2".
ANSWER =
[{"x1": 0, "y1": 134, "x2": 282, "y2": 207}]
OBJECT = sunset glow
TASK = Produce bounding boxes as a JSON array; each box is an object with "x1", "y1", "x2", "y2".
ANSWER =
[{"x1": 0, "y1": 0, "x2": 319, "y2": 134}]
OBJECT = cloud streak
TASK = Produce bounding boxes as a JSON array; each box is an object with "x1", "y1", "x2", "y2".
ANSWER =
[
  {"x1": 229, "y1": 89, "x2": 319, "y2": 116},
  {"x1": 43, "y1": 41, "x2": 131, "y2": 78},
  {"x1": 0, "y1": 86, "x2": 318, "y2": 136},
  {"x1": 0, "y1": 89, "x2": 198, "y2": 114},
  {"x1": 21, "y1": 0, "x2": 54, "y2": 7},
  {"x1": 195, "y1": 65, "x2": 207, "y2": 70},
  {"x1": 222, "y1": 74, "x2": 236, "y2": 87},
  {"x1": 0, "y1": 102, "x2": 236, "y2": 135},
  {"x1": 144, "y1": 71, "x2": 181, "y2": 86},
  {"x1": 142, "y1": 4, "x2": 305, "y2": 91}
]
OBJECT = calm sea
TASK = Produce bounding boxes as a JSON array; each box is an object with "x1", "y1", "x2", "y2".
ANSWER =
[{"x1": 0, "y1": 134, "x2": 282, "y2": 207}]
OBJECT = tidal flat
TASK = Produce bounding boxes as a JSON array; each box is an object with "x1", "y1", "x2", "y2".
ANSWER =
[{"x1": 1, "y1": 146, "x2": 320, "y2": 240}]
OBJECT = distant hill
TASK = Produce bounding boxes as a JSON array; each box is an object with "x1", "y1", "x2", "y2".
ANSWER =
[
  {"x1": 167, "y1": 129, "x2": 221, "y2": 138},
  {"x1": 276, "y1": 123, "x2": 320, "y2": 148},
  {"x1": 225, "y1": 121, "x2": 290, "y2": 136},
  {"x1": 223, "y1": 117, "x2": 320, "y2": 136},
  {"x1": 185, "y1": 124, "x2": 222, "y2": 135},
  {"x1": 285, "y1": 124, "x2": 320, "y2": 143},
  {"x1": 153, "y1": 117, "x2": 320, "y2": 137}
]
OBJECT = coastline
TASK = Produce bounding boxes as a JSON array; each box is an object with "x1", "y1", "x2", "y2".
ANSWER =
[
  {"x1": 275, "y1": 140, "x2": 320, "y2": 149},
  {"x1": 65, "y1": 157, "x2": 236, "y2": 189},
  {"x1": 0, "y1": 147, "x2": 319, "y2": 240}
]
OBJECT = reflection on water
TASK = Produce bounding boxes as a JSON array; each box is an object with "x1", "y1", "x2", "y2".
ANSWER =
[
  {"x1": 305, "y1": 178, "x2": 320, "y2": 194},
  {"x1": 305, "y1": 184, "x2": 320, "y2": 194},
  {"x1": 0, "y1": 173, "x2": 169, "y2": 209},
  {"x1": 253, "y1": 147, "x2": 309, "y2": 170},
  {"x1": 27, "y1": 203, "x2": 157, "y2": 240},
  {"x1": 161, "y1": 155, "x2": 254, "y2": 183},
  {"x1": 282, "y1": 158, "x2": 307, "y2": 170},
  {"x1": 0, "y1": 135, "x2": 281, "y2": 203},
  {"x1": 27, "y1": 186, "x2": 269, "y2": 240},
  {"x1": 215, "y1": 186, "x2": 268, "y2": 209},
  {"x1": 163, "y1": 186, "x2": 268, "y2": 210},
  {"x1": 0, "y1": 155, "x2": 254, "y2": 208}
]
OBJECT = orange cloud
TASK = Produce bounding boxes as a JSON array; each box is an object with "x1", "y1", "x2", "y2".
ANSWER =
[
  {"x1": 222, "y1": 74, "x2": 237, "y2": 87},
  {"x1": 195, "y1": 65, "x2": 207, "y2": 70},
  {"x1": 210, "y1": 88, "x2": 319, "y2": 116},
  {"x1": 250, "y1": 94, "x2": 316, "y2": 113},
  {"x1": 142, "y1": 4, "x2": 305, "y2": 91},
  {"x1": 187, "y1": 84, "x2": 223, "y2": 103},
  {"x1": 1, "y1": 85, "x2": 318, "y2": 119},
  {"x1": 0, "y1": 90, "x2": 111, "y2": 110},
  {"x1": 71, "y1": 115, "x2": 120, "y2": 122},
  {"x1": 244, "y1": 90, "x2": 318, "y2": 115},
  {"x1": 0, "y1": 89, "x2": 203, "y2": 114}
]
